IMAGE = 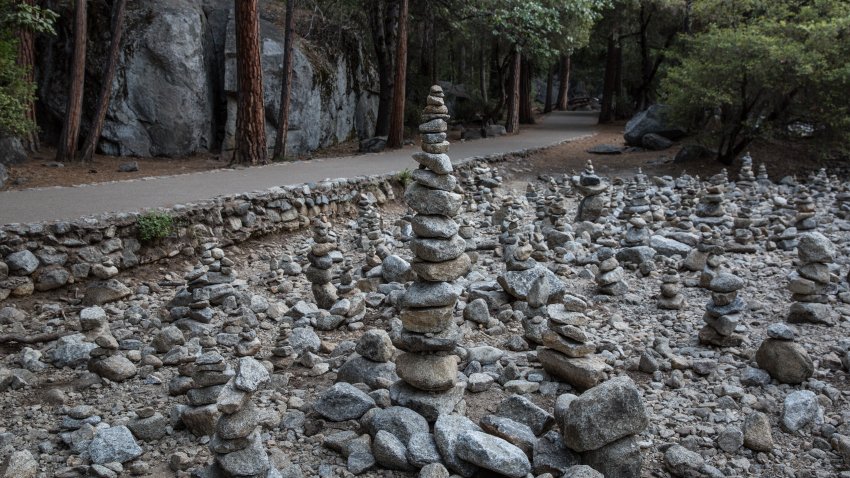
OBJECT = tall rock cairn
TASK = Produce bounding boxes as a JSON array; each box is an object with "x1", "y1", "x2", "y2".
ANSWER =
[
  {"x1": 787, "y1": 232, "x2": 836, "y2": 325},
  {"x1": 393, "y1": 85, "x2": 469, "y2": 413},
  {"x1": 306, "y1": 216, "x2": 338, "y2": 309}
]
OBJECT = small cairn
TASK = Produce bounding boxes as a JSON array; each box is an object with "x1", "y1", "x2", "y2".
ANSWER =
[
  {"x1": 538, "y1": 297, "x2": 606, "y2": 390},
  {"x1": 179, "y1": 351, "x2": 231, "y2": 437},
  {"x1": 573, "y1": 160, "x2": 609, "y2": 222},
  {"x1": 356, "y1": 193, "x2": 385, "y2": 257},
  {"x1": 693, "y1": 174, "x2": 732, "y2": 228},
  {"x1": 657, "y1": 267, "x2": 685, "y2": 310},
  {"x1": 835, "y1": 185, "x2": 850, "y2": 220},
  {"x1": 728, "y1": 206, "x2": 758, "y2": 254},
  {"x1": 756, "y1": 163, "x2": 770, "y2": 187},
  {"x1": 737, "y1": 153, "x2": 756, "y2": 190},
  {"x1": 595, "y1": 247, "x2": 628, "y2": 296},
  {"x1": 699, "y1": 271, "x2": 746, "y2": 347},
  {"x1": 392, "y1": 85, "x2": 468, "y2": 420},
  {"x1": 697, "y1": 230, "x2": 725, "y2": 288},
  {"x1": 208, "y1": 357, "x2": 272, "y2": 477},
  {"x1": 787, "y1": 232, "x2": 836, "y2": 325},
  {"x1": 794, "y1": 186, "x2": 817, "y2": 232},
  {"x1": 306, "y1": 215, "x2": 338, "y2": 309}
]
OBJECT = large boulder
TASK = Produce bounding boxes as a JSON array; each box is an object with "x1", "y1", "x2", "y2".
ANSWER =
[
  {"x1": 624, "y1": 104, "x2": 686, "y2": 146},
  {"x1": 39, "y1": 0, "x2": 377, "y2": 158},
  {"x1": 559, "y1": 376, "x2": 648, "y2": 452},
  {"x1": 0, "y1": 135, "x2": 26, "y2": 166},
  {"x1": 222, "y1": 8, "x2": 377, "y2": 156}
]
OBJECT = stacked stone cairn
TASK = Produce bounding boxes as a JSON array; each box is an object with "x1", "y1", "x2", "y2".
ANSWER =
[
  {"x1": 794, "y1": 186, "x2": 817, "y2": 232},
  {"x1": 692, "y1": 173, "x2": 733, "y2": 228},
  {"x1": 596, "y1": 247, "x2": 628, "y2": 296},
  {"x1": 835, "y1": 185, "x2": 850, "y2": 220},
  {"x1": 699, "y1": 271, "x2": 746, "y2": 347},
  {"x1": 697, "y1": 230, "x2": 725, "y2": 287},
  {"x1": 177, "y1": 351, "x2": 232, "y2": 437},
  {"x1": 756, "y1": 163, "x2": 770, "y2": 187},
  {"x1": 737, "y1": 153, "x2": 756, "y2": 190},
  {"x1": 658, "y1": 266, "x2": 685, "y2": 310},
  {"x1": 356, "y1": 193, "x2": 385, "y2": 261},
  {"x1": 787, "y1": 232, "x2": 836, "y2": 325},
  {"x1": 573, "y1": 160, "x2": 609, "y2": 222},
  {"x1": 728, "y1": 205, "x2": 758, "y2": 254},
  {"x1": 391, "y1": 85, "x2": 469, "y2": 419},
  {"x1": 206, "y1": 357, "x2": 272, "y2": 477},
  {"x1": 538, "y1": 294, "x2": 607, "y2": 391},
  {"x1": 306, "y1": 215, "x2": 338, "y2": 309},
  {"x1": 86, "y1": 308, "x2": 136, "y2": 382}
]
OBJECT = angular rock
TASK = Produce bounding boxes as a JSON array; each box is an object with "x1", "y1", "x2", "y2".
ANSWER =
[
  {"x1": 314, "y1": 383, "x2": 376, "y2": 421},
  {"x1": 559, "y1": 376, "x2": 648, "y2": 452}
]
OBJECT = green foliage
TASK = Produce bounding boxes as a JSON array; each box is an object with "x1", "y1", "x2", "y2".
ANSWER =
[
  {"x1": 462, "y1": 0, "x2": 609, "y2": 60},
  {"x1": 661, "y1": 0, "x2": 850, "y2": 162},
  {"x1": 0, "y1": 0, "x2": 57, "y2": 136},
  {"x1": 2, "y1": 1, "x2": 58, "y2": 34},
  {"x1": 137, "y1": 212, "x2": 175, "y2": 242},
  {"x1": 0, "y1": 39, "x2": 32, "y2": 136},
  {"x1": 396, "y1": 168, "x2": 413, "y2": 186}
]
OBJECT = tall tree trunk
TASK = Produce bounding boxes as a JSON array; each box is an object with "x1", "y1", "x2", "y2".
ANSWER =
[
  {"x1": 369, "y1": 0, "x2": 399, "y2": 137},
  {"x1": 598, "y1": 32, "x2": 617, "y2": 124},
  {"x1": 79, "y1": 0, "x2": 126, "y2": 162},
  {"x1": 386, "y1": 0, "x2": 408, "y2": 149},
  {"x1": 56, "y1": 0, "x2": 87, "y2": 162},
  {"x1": 519, "y1": 57, "x2": 534, "y2": 124},
  {"x1": 556, "y1": 54, "x2": 571, "y2": 110},
  {"x1": 478, "y1": 41, "x2": 487, "y2": 104},
  {"x1": 613, "y1": 37, "x2": 628, "y2": 119},
  {"x1": 272, "y1": 0, "x2": 295, "y2": 160},
  {"x1": 232, "y1": 0, "x2": 267, "y2": 165},
  {"x1": 505, "y1": 47, "x2": 520, "y2": 133},
  {"x1": 16, "y1": 0, "x2": 38, "y2": 152},
  {"x1": 543, "y1": 62, "x2": 554, "y2": 113}
]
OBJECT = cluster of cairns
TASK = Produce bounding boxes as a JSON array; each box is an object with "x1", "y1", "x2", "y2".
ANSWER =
[{"x1": 9, "y1": 84, "x2": 850, "y2": 478}]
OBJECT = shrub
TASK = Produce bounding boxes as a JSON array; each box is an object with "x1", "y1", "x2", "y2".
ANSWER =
[{"x1": 137, "y1": 212, "x2": 174, "y2": 242}]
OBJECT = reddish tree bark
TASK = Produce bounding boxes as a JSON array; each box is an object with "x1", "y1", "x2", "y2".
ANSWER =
[
  {"x1": 504, "y1": 47, "x2": 520, "y2": 133},
  {"x1": 232, "y1": 0, "x2": 267, "y2": 165},
  {"x1": 79, "y1": 0, "x2": 126, "y2": 162},
  {"x1": 56, "y1": 0, "x2": 87, "y2": 162},
  {"x1": 386, "y1": 0, "x2": 408, "y2": 149},
  {"x1": 272, "y1": 0, "x2": 295, "y2": 160},
  {"x1": 556, "y1": 54, "x2": 571, "y2": 111},
  {"x1": 16, "y1": 0, "x2": 38, "y2": 152}
]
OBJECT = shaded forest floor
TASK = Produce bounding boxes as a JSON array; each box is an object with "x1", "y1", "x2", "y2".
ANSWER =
[{"x1": 3, "y1": 121, "x2": 844, "y2": 192}]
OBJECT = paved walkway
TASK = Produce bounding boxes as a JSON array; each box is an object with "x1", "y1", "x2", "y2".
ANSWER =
[{"x1": 0, "y1": 112, "x2": 599, "y2": 224}]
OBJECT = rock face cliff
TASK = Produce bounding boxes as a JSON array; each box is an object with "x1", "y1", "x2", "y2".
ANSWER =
[{"x1": 37, "y1": 0, "x2": 377, "y2": 158}]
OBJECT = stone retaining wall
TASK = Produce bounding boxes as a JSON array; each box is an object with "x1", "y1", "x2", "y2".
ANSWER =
[{"x1": 0, "y1": 150, "x2": 537, "y2": 301}]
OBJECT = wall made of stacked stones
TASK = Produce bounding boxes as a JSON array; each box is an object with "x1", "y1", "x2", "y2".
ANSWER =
[{"x1": 0, "y1": 150, "x2": 546, "y2": 300}]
